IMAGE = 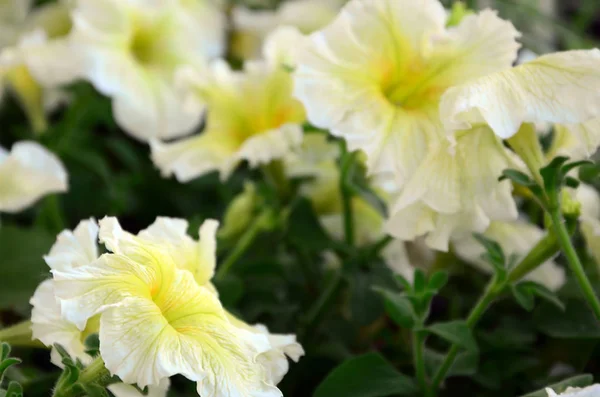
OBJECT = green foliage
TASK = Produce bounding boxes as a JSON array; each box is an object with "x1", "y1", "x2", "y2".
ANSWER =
[
  {"x1": 426, "y1": 321, "x2": 478, "y2": 352},
  {"x1": 0, "y1": 343, "x2": 23, "y2": 397},
  {"x1": 313, "y1": 353, "x2": 417, "y2": 397}
]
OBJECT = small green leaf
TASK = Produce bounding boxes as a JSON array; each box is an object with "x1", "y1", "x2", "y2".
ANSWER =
[
  {"x1": 413, "y1": 269, "x2": 426, "y2": 293},
  {"x1": 511, "y1": 284, "x2": 535, "y2": 311},
  {"x1": 501, "y1": 169, "x2": 536, "y2": 186},
  {"x1": 519, "y1": 374, "x2": 594, "y2": 397},
  {"x1": 314, "y1": 353, "x2": 418, "y2": 397},
  {"x1": 428, "y1": 271, "x2": 449, "y2": 291},
  {"x1": 0, "y1": 358, "x2": 21, "y2": 382},
  {"x1": 520, "y1": 281, "x2": 565, "y2": 311},
  {"x1": 427, "y1": 320, "x2": 478, "y2": 351},
  {"x1": 0, "y1": 343, "x2": 10, "y2": 361},
  {"x1": 394, "y1": 275, "x2": 411, "y2": 291},
  {"x1": 540, "y1": 156, "x2": 569, "y2": 193},
  {"x1": 560, "y1": 160, "x2": 594, "y2": 178},
  {"x1": 564, "y1": 176, "x2": 580, "y2": 189},
  {"x1": 4, "y1": 382, "x2": 23, "y2": 397},
  {"x1": 374, "y1": 288, "x2": 416, "y2": 328},
  {"x1": 473, "y1": 233, "x2": 505, "y2": 269}
]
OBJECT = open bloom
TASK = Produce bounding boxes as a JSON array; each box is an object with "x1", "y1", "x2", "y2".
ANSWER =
[
  {"x1": 441, "y1": 50, "x2": 600, "y2": 157},
  {"x1": 50, "y1": 216, "x2": 301, "y2": 396},
  {"x1": 546, "y1": 384, "x2": 600, "y2": 397},
  {"x1": 31, "y1": 219, "x2": 169, "y2": 397},
  {"x1": 70, "y1": 0, "x2": 225, "y2": 141},
  {"x1": 231, "y1": 0, "x2": 343, "y2": 60},
  {"x1": 0, "y1": 141, "x2": 67, "y2": 213},
  {"x1": 453, "y1": 220, "x2": 565, "y2": 291},
  {"x1": 294, "y1": 0, "x2": 520, "y2": 183},
  {"x1": 151, "y1": 27, "x2": 306, "y2": 181}
]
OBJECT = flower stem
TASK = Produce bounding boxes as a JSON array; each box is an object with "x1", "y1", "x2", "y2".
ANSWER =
[
  {"x1": 0, "y1": 321, "x2": 45, "y2": 348},
  {"x1": 427, "y1": 230, "x2": 562, "y2": 395},
  {"x1": 413, "y1": 331, "x2": 427, "y2": 392},
  {"x1": 339, "y1": 141, "x2": 357, "y2": 246},
  {"x1": 53, "y1": 356, "x2": 110, "y2": 397},
  {"x1": 550, "y1": 208, "x2": 600, "y2": 319},
  {"x1": 215, "y1": 209, "x2": 273, "y2": 280}
]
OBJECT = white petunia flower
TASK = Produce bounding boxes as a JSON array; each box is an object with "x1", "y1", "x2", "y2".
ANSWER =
[
  {"x1": 0, "y1": 141, "x2": 67, "y2": 213},
  {"x1": 31, "y1": 219, "x2": 168, "y2": 397},
  {"x1": 51, "y1": 216, "x2": 298, "y2": 395},
  {"x1": 231, "y1": 0, "x2": 344, "y2": 60},
  {"x1": 441, "y1": 50, "x2": 600, "y2": 157},
  {"x1": 151, "y1": 28, "x2": 306, "y2": 181},
  {"x1": 294, "y1": 0, "x2": 520, "y2": 184},
  {"x1": 71, "y1": 0, "x2": 226, "y2": 141},
  {"x1": 385, "y1": 127, "x2": 519, "y2": 251},
  {"x1": 453, "y1": 220, "x2": 565, "y2": 291},
  {"x1": 546, "y1": 384, "x2": 600, "y2": 397}
]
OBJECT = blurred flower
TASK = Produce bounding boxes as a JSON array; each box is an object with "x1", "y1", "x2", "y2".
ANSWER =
[
  {"x1": 385, "y1": 127, "x2": 519, "y2": 250},
  {"x1": 51, "y1": 216, "x2": 300, "y2": 395},
  {"x1": 546, "y1": 384, "x2": 600, "y2": 397},
  {"x1": 231, "y1": 0, "x2": 344, "y2": 60},
  {"x1": 441, "y1": 50, "x2": 600, "y2": 157},
  {"x1": 152, "y1": 27, "x2": 305, "y2": 181},
  {"x1": 31, "y1": 219, "x2": 169, "y2": 397},
  {"x1": 0, "y1": 0, "x2": 31, "y2": 48},
  {"x1": 0, "y1": 1, "x2": 78, "y2": 132},
  {"x1": 71, "y1": 0, "x2": 225, "y2": 141},
  {"x1": 0, "y1": 141, "x2": 67, "y2": 213},
  {"x1": 453, "y1": 220, "x2": 565, "y2": 291},
  {"x1": 294, "y1": 0, "x2": 520, "y2": 184}
]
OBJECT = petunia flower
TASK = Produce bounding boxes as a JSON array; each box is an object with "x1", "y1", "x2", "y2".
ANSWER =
[
  {"x1": 384, "y1": 126, "x2": 520, "y2": 250},
  {"x1": 0, "y1": 141, "x2": 67, "y2": 213},
  {"x1": 546, "y1": 384, "x2": 600, "y2": 397},
  {"x1": 294, "y1": 0, "x2": 521, "y2": 184},
  {"x1": 453, "y1": 220, "x2": 565, "y2": 291},
  {"x1": 440, "y1": 50, "x2": 600, "y2": 158},
  {"x1": 231, "y1": 0, "x2": 344, "y2": 60},
  {"x1": 51, "y1": 216, "x2": 299, "y2": 395},
  {"x1": 31, "y1": 219, "x2": 169, "y2": 397},
  {"x1": 151, "y1": 27, "x2": 306, "y2": 181},
  {"x1": 70, "y1": 0, "x2": 226, "y2": 141}
]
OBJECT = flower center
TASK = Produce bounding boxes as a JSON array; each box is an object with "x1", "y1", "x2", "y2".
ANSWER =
[{"x1": 130, "y1": 26, "x2": 159, "y2": 65}]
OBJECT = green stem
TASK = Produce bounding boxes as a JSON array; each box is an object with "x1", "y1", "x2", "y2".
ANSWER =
[
  {"x1": 429, "y1": 277, "x2": 500, "y2": 394},
  {"x1": 53, "y1": 356, "x2": 110, "y2": 397},
  {"x1": 413, "y1": 331, "x2": 427, "y2": 392},
  {"x1": 300, "y1": 268, "x2": 344, "y2": 343},
  {"x1": 550, "y1": 209, "x2": 600, "y2": 319},
  {"x1": 216, "y1": 209, "x2": 273, "y2": 280},
  {"x1": 339, "y1": 142, "x2": 357, "y2": 246},
  {"x1": 0, "y1": 321, "x2": 45, "y2": 348}
]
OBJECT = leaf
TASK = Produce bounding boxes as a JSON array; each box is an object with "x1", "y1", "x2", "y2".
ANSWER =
[
  {"x1": 286, "y1": 198, "x2": 333, "y2": 252},
  {"x1": 540, "y1": 156, "x2": 569, "y2": 193},
  {"x1": 4, "y1": 382, "x2": 22, "y2": 397},
  {"x1": 511, "y1": 284, "x2": 535, "y2": 312},
  {"x1": 473, "y1": 233, "x2": 505, "y2": 270},
  {"x1": 0, "y1": 225, "x2": 54, "y2": 308},
  {"x1": 428, "y1": 271, "x2": 448, "y2": 291},
  {"x1": 564, "y1": 176, "x2": 580, "y2": 189},
  {"x1": 560, "y1": 160, "x2": 594, "y2": 178},
  {"x1": 314, "y1": 353, "x2": 418, "y2": 397},
  {"x1": 534, "y1": 299, "x2": 600, "y2": 338},
  {"x1": 427, "y1": 321, "x2": 478, "y2": 352},
  {"x1": 413, "y1": 269, "x2": 426, "y2": 293},
  {"x1": 374, "y1": 288, "x2": 416, "y2": 329},
  {"x1": 519, "y1": 374, "x2": 594, "y2": 397},
  {"x1": 501, "y1": 169, "x2": 536, "y2": 186},
  {"x1": 425, "y1": 349, "x2": 479, "y2": 378},
  {"x1": 520, "y1": 281, "x2": 565, "y2": 311}
]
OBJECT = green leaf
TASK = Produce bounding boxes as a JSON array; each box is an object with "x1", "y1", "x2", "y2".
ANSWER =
[
  {"x1": 0, "y1": 225, "x2": 54, "y2": 308},
  {"x1": 540, "y1": 156, "x2": 569, "y2": 193},
  {"x1": 286, "y1": 198, "x2": 333, "y2": 251},
  {"x1": 564, "y1": 176, "x2": 581, "y2": 189},
  {"x1": 81, "y1": 383, "x2": 109, "y2": 397},
  {"x1": 413, "y1": 269, "x2": 426, "y2": 293},
  {"x1": 427, "y1": 320, "x2": 478, "y2": 351},
  {"x1": 0, "y1": 358, "x2": 21, "y2": 382},
  {"x1": 473, "y1": 233, "x2": 505, "y2": 270},
  {"x1": 4, "y1": 382, "x2": 22, "y2": 397},
  {"x1": 374, "y1": 288, "x2": 416, "y2": 329},
  {"x1": 501, "y1": 169, "x2": 536, "y2": 186},
  {"x1": 428, "y1": 271, "x2": 449, "y2": 291},
  {"x1": 519, "y1": 374, "x2": 594, "y2": 397},
  {"x1": 511, "y1": 284, "x2": 535, "y2": 311},
  {"x1": 560, "y1": 160, "x2": 594, "y2": 178},
  {"x1": 314, "y1": 353, "x2": 418, "y2": 397},
  {"x1": 0, "y1": 343, "x2": 10, "y2": 361},
  {"x1": 520, "y1": 281, "x2": 565, "y2": 311},
  {"x1": 425, "y1": 349, "x2": 479, "y2": 378},
  {"x1": 534, "y1": 299, "x2": 600, "y2": 338}
]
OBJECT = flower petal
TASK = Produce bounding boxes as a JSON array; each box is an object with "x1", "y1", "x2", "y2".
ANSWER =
[
  {"x1": 441, "y1": 50, "x2": 600, "y2": 142},
  {"x1": 44, "y1": 219, "x2": 99, "y2": 271}
]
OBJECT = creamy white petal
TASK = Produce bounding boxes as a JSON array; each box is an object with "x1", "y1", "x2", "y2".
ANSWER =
[
  {"x1": 441, "y1": 50, "x2": 600, "y2": 146},
  {"x1": 546, "y1": 384, "x2": 600, "y2": 397},
  {"x1": 108, "y1": 378, "x2": 170, "y2": 397},
  {"x1": 44, "y1": 219, "x2": 99, "y2": 271},
  {"x1": 0, "y1": 141, "x2": 67, "y2": 213}
]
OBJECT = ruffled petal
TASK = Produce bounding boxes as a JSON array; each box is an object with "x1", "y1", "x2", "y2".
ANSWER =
[
  {"x1": 44, "y1": 219, "x2": 99, "y2": 271},
  {"x1": 441, "y1": 50, "x2": 600, "y2": 145}
]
